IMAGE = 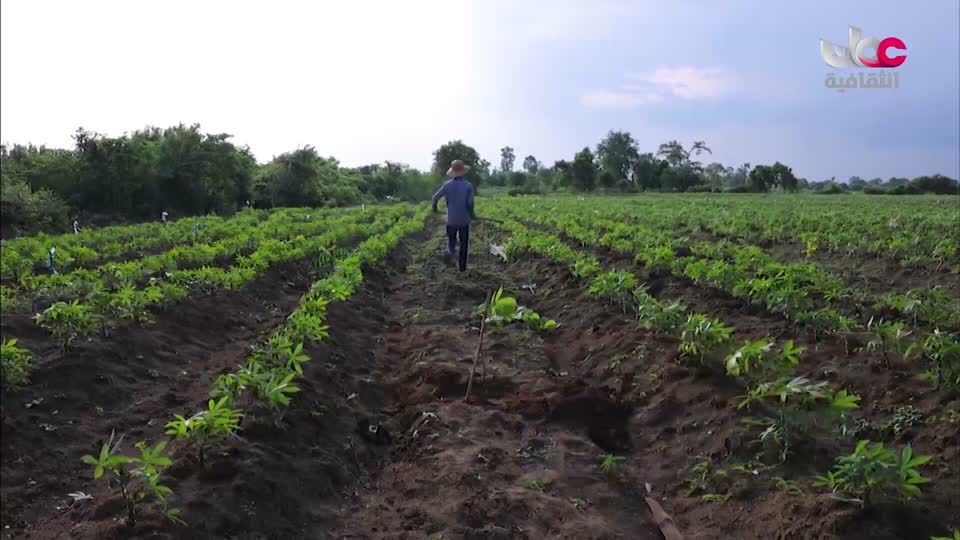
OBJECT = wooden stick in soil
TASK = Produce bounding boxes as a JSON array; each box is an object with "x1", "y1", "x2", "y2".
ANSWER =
[
  {"x1": 464, "y1": 290, "x2": 493, "y2": 403},
  {"x1": 643, "y1": 484, "x2": 683, "y2": 540}
]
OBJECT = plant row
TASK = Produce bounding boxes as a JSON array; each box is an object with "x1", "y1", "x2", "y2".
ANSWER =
[
  {"x1": 28, "y1": 205, "x2": 412, "y2": 349},
  {"x1": 76, "y1": 205, "x2": 430, "y2": 527},
  {"x1": 485, "y1": 211, "x2": 937, "y2": 508},
  {"x1": 597, "y1": 193, "x2": 960, "y2": 270},
  {"x1": 2, "y1": 206, "x2": 353, "y2": 295},
  {"x1": 493, "y1": 200, "x2": 959, "y2": 387},
  {"x1": 1, "y1": 206, "x2": 364, "y2": 311},
  {"x1": 512, "y1": 197, "x2": 959, "y2": 333},
  {"x1": 1, "y1": 208, "x2": 276, "y2": 280}
]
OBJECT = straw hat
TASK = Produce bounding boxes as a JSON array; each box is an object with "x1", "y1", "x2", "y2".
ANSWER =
[{"x1": 446, "y1": 160, "x2": 470, "y2": 177}]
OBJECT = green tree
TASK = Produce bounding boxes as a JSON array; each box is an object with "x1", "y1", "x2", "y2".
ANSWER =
[
  {"x1": 748, "y1": 161, "x2": 797, "y2": 192},
  {"x1": 655, "y1": 140, "x2": 711, "y2": 170},
  {"x1": 522, "y1": 155, "x2": 540, "y2": 174},
  {"x1": 631, "y1": 153, "x2": 665, "y2": 191},
  {"x1": 655, "y1": 140, "x2": 712, "y2": 192},
  {"x1": 553, "y1": 160, "x2": 573, "y2": 189},
  {"x1": 508, "y1": 171, "x2": 528, "y2": 188},
  {"x1": 254, "y1": 147, "x2": 360, "y2": 208},
  {"x1": 906, "y1": 174, "x2": 959, "y2": 194},
  {"x1": 774, "y1": 162, "x2": 799, "y2": 192},
  {"x1": 598, "y1": 170, "x2": 617, "y2": 189},
  {"x1": 500, "y1": 146, "x2": 516, "y2": 173},
  {"x1": 0, "y1": 174, "x2": 71, "y2": 237},
  {"x1": 728, "y1": 163, "x2": 751, "y2": 188},
  {"x1": 597, "y1": 130, "x2": 640, "y2": 185},
  {"x1": 748, "y1": 165, "x2": 775, "y2": 192},
  {"x1": 702, "y1": 162, "x2": 729, "y2": 190},
  {"x1": 848, "y1": 176, "x2": 867, "y2": 191},
  {"x1": 432, "y1": 140, "x2": 483, "y2": 188},
  {"x1": 570, "y1": 147, "x2": 598, "y2": 192}
]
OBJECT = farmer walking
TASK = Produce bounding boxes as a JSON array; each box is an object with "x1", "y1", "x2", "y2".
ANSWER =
[{"x1": 432, "y1": 160, "x2": 476, "y2": 272}]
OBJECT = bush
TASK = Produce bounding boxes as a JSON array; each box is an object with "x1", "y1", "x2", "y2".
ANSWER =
[
  {"x1": 724, "y1": 185, "x2": 753, "y2": 193},
  {"x1": 508, "y1": 184, "x2": 543, "y2": 196},
  {"x1": 865, "y1": 175, "x2": 959, "y2": 195},
  {"x1": 907, "y1": 175, "x2": 959, "y2": 195},
  {"x1": 1, "y1": 338, "x2": 34, "y2": 390},
  {"x1": 0, "y1": 175, "x2": 72, "y2": 237},
  {"x1": 815, "y1": 441, "x2": 930, "y2": 505},
  {"x1": 816, "y1": 182, "x2": 849, "y2": 195},
  {"x1": 889, "y1": 183, "x2": 922, "y2": 195}
]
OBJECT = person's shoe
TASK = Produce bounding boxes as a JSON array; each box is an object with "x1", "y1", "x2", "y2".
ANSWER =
[{"x1": 443, "y1": 251, "x2": 454, "y2": 267}]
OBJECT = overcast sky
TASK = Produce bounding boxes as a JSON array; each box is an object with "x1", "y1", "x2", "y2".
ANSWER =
[{"x1": 2, "y1": 0, "x2": 958, "y2": 181}]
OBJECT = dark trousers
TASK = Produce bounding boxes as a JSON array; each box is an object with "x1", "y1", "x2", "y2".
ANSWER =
[{"x1": 446, "y1": 224, "x2": 470, "y2": 271}]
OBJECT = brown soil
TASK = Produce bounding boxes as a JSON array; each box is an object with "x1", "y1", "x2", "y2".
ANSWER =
[
  {"x1": 1, "y1": 260, "x2": 315, "y2": 535},
  {"x1": 2, "y1": 218, "x2": 958, "y2": 539}
]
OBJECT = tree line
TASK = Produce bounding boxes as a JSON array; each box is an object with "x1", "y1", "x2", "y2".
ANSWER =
[
  {"x1": 469, "y1": 131, "x2": 958, "y2": 196},
  {"x1": 2, "y1": 125, "x2": 957, "y2": 237},
  {"x1": 1, "y1": 125, "x2": 440, "y2": 237}
]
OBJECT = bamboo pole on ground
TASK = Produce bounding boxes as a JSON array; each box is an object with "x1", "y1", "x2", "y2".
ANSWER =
[{"x1": 464, "y1": 290, "x2": 493, "y2": 403}]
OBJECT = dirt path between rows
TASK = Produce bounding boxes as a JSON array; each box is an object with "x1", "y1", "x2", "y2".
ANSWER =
[
  {"x1": 332, "y1": 219, "x2": 957, "y2": 540},
  {"x1": 332, "y1": 220, "x2": 667, "y2": 539}
]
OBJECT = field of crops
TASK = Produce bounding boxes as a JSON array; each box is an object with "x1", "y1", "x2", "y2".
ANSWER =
[{"x1": 1, "y1": 193, "x2": 957, "y2": 539}]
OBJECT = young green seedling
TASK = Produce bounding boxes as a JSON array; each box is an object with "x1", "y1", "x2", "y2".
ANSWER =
[
  {"x1": 165, "y1": 396, "x2": 243, "y2": 465},
  {"x1": 815, "y1": 440, "x2": 930, "y2": 506},
  {"x1": 80, "y1": 432, "x2": 181, "y2": 526}
]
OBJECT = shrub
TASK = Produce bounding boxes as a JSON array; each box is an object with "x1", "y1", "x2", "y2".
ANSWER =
[
  {"x1": 740, "y1": 376, "x2": 859, "y2": 462},
  {"x1": 81, "y1": 433, "x2": 182, "y2": 526},
  {"x1": 165, "y1": 397, "x2": 243, "y2": 465},
  {"x1": 906, "y1": 175, "x2": 959, "y2": 195},
  {"x1": 0, "y1": 175, "x2": 72, "y2": 237},
  {"x1": 816, "y1": 182, "x2": 849, "y2": 195},
  {"x1": 815, "y1": 441, "x2": 930, "y2": 506},
  {"x1": 1, "y1": 338, "x2": 34, "y2": 390}
]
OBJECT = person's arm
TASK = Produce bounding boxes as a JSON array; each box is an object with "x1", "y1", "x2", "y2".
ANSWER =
[
  {"x1": 432, "y1": 182, "x2": 446, "y2": 212},
  {"x1": 467, "y1": 183, "x2": 476, "y2": 219}
]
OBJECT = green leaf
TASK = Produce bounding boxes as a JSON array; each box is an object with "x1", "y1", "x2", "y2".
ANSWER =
[{"x1": 492, "y1": 296, "x2": 518, "y2": 318}]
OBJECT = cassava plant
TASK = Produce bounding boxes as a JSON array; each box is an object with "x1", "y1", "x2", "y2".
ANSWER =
[
  {"x1": 587, "y1": 270, "x2": 636, "y2": 312},
  {"x1": 252, "y1": 368, "x2": 302, "y2": 423},
  {"x1": 724, "y1": 339, "x2": 803, "y2": 380},
  {"x1": 679, "y1": 313, "x2": 734, "y2": 364},
  {"x1": 33, "y1": 300, "x2": 99, "y2": 349},
  {"x1": 599, "y1": 454, "x2": 626, "y2": 476},
  {"x1": 633, "y1": 287, "x2": 688, "y2": 333},
  {"x1": 250, "y1": 335, "x2": 311, "y2": 375},
  {"x1": 1, "y1": 338, "x2": 34, "y2": 390},
  {"x1": 165, "y1": 396, "x2": 243, "y2": 465},
  {"x1": 81, "y1": 432, "x2": 182, "y2": 526},
  {"x1": 740, "y1": 377, "x2": 860, "y2": 462},
  {"x1": 815, "y1": 440, "x2": 931, "y2": 506},
  {"x1": 481, "y1": 286, "x2": 559, "y2": 331},
  {"x1": 914, "y1": 329, "x2": 960, "y2": 388}
]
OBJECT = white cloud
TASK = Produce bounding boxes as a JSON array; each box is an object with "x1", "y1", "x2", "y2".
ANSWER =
[
  {"x1": 580, "y1": 90, "x2": 664, "y2": 109},
  {"x1": 645, "y1": 66, "x2": 736, "y2": 98},
  {"x1": 583, "y1": 65, "x2": 736, "y2": 110}
]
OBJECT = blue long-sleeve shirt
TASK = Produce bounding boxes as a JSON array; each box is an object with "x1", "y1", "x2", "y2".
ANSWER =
[{"x1": 432, "y1": 177, "x2": 475, "y2": 226}]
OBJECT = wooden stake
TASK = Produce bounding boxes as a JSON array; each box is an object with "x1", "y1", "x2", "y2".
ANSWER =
[
  {"x1": 643, "y1": 484, "x2": 683, "y2": 540},
  {"x1": 464, "y1": 290, "x2": 493, "y2": 403}
]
